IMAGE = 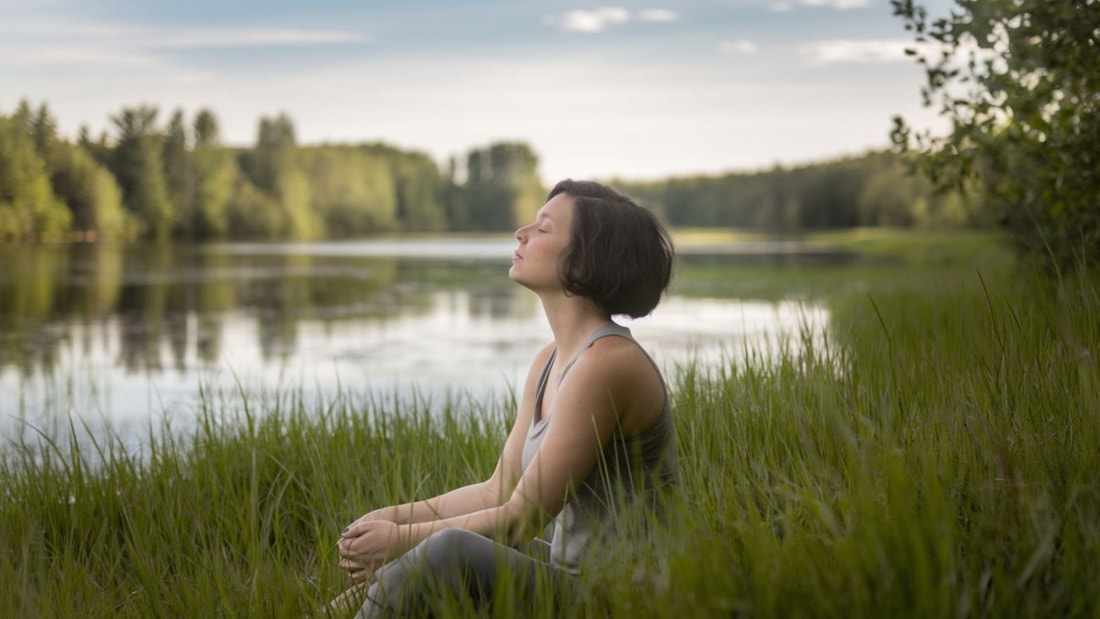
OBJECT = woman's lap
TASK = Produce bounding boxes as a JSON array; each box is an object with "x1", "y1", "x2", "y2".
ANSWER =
[{"x1": 355, "y1": 529, "x2": 564, "y2": 618}]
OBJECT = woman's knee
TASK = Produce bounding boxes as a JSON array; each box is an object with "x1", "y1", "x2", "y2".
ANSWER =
[
  {"x1": 426, "y1": 527, "x2": 484, "y2": 547},
  {"x1": 421, "y1": 528, "x2": 488, "y2": 570}
]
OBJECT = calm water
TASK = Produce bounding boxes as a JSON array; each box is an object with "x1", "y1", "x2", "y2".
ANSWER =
[{"x1": 0, "y1": 239, "x2": 838, "y2": 443}]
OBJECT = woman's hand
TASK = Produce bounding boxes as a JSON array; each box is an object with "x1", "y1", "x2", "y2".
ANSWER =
[
  {"x1": 337, "y1": 520, "x2": 407, "y2": 583},
  {"x1": 343, "y1": 507, "x2": 391, "y2": 532},
  {"x1": 336, "y1": 509, "x2": 389, "y2": 582}
]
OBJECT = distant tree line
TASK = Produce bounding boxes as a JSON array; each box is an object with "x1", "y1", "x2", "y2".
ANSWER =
[
  {"x1": 0, "y1": 101, "x2": 543, "y2": 242},
  {"x1": 2, "y1": 99, "x2": 983, "y2": 243},
  {"x1": 613, "y1": 152, "x2": 983, "y2": 232}
]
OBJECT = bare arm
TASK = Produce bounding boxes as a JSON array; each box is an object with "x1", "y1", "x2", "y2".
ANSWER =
[
  {"x1": 355, "y1": 481, "x2": 500, "y2": 525},
  {"x1": 344, "y1": 344, "x2": 552, "y2": 527}
]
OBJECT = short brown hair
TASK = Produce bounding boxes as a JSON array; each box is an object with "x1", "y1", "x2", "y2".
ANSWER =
[{"x1": 549, "y1": 179, "x2": 674, "y2": 318}]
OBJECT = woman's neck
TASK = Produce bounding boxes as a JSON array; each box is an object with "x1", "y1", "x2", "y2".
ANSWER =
[{"x1": 538, "y1": 292, "x2": 611, "y2": 360}]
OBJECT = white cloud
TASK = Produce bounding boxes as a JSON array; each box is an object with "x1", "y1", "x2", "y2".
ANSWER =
[
  {"x1": 771, "y1": 0, "x2": 872, "y2": 10},
  {"x1": 546, "y1": 7, "x2": 631, "y2": 33},
  {"x1": 720, "y1": 39, "x2": 758, "y2": 54},
  {"x1": 638, "y1": 9, "x2": 680, "y2": 22},
  {"x1": 799, "y1": 0, "x2": 873, "y2": 8},
  {"x1": 544, "y1": 7, "x2": 680, "y2": 33},
  {"x1": 798, "y1": 39, "x2": 920, "y2": 64},
  {"x1": 0, "y1": 19, "x2": 367, "y2": 69},
  {"x1": 151, "y1": 28, "x2": 365, "y2": 49}
]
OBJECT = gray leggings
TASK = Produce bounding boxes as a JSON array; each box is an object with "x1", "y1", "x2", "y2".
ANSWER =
[{"x1": 355, "y1": 529, "x2": 567, "y2": 618}]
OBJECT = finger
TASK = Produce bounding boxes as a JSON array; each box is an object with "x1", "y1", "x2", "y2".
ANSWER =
[
  {"x1": 345, "y1": 519, "x2": 381, "y2": 539},
  {"x1": 338, "y1": 535, "x2": 365, "y2": 554},
  {"x1": 338, "y1": 538, "x2": 368, "y2": 560},
  {"x1": 340, "y1": 557, "x2": 367, "y2": 572},
  {"x1": 342, "y1": 522, "x2": 366, "y2": 539},
  {"x1": 348, "y1": 569, "x2": 370, "y2": 584}
]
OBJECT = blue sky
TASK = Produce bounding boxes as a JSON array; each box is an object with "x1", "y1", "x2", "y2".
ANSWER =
[{"x1": 0, "y1": 0, "x2": 954, "y2": 182}]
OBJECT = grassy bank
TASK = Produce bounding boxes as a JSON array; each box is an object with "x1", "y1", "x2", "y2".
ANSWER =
[
  {"x1": 662, "y1": 262, "x2": 1099, "y2": 617},
  {"x1": 2, "y1": 247, "x2": 1097, "y2": 617},
  {"x1": 670, "y1": 227, "x2": 1016, "y2": 302}
]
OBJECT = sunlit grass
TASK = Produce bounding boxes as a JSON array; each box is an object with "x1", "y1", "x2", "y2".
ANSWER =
[
  {"x1": 671, "y1": 228, "x2": 774, "y2": 246},
  {"x1": 671, "y1": 228, "x2": 1014, "y2": 302},
  {"x1": 2, "y1": 249, "x2": 1097, "y2": 617},
  {"x1": 803, "y1": 227, "x2": 1012, "y2": 264},
  {"x1": 672, "y1": 226, "x2": 1007, "y2": 262}
]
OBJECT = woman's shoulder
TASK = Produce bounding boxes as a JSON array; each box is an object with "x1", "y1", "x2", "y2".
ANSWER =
[
  {"x1": 569, "y1": 336, "x2": 665, "y2": 432},
  {"x1": 574, "y1": 334, "x2": 661, "y2": 387},
  {"x1": 522, "y1": 342, "x2": 556, "y2": 383},
  {"x1": 532, "y1": 341, "x2": 556, "y2": 364},
  {"x1": 585, "y1": 330, "x2": 640, "y2": 356}
]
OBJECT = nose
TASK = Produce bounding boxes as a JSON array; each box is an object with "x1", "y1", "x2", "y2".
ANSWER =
[{"x1": 515, "y1": 223, "x2": 529, "y2": 242}]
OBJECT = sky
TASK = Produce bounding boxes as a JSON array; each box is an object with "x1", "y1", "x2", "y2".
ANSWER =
[{"x1": 0, "y1": 0, "x2": 955, "y2": 183}]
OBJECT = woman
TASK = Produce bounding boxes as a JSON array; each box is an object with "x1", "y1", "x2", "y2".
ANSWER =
[{"x1": 336, "y1": 179, "x2": 679, "y2": 617}]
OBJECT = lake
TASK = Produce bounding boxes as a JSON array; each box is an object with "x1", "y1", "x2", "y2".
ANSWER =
[{"x1": 0, "y1": 238, "x2": 844, "y2": 444}]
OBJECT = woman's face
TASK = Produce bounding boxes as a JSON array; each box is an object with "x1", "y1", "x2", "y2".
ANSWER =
[{"x1": 509, "y1": 193, "x2": 574, "y2": 292}]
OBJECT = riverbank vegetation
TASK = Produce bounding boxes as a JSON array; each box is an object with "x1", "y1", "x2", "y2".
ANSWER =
[
  {"x1": 890, "y1": 0, "x2": 1098, "y2": 268},
  {"x1": 2, "y1": 236, "x2": 1096, "y2": 617}
]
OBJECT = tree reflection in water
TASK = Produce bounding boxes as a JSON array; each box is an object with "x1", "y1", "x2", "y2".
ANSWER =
[{"x1": 0, "y1": 240, "x2": 830, "y2": 436}]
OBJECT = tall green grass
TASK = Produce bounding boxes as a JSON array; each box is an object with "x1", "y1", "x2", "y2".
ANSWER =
[
  {"x1": 2, "y1": 259, "x2": 1097, "y2": 617},
  {"x1": 658, "y1": 263, "x2": 1099, "y2": 617},
  {"x1": 0, "y1": 389, "x2": 510, "y2": 617}
]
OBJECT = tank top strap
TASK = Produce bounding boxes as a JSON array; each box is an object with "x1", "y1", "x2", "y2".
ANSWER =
[
  {"x1": 558, "y1": 322, "x2": 633, "y2": 383},
  {"x1": 531, "y1": 348, "x2": 558, "y2": 425}
]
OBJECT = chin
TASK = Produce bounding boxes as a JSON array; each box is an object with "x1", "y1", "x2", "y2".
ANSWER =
[{"x1": 508, "y1": 270, "x2": 536, "y2": 290}]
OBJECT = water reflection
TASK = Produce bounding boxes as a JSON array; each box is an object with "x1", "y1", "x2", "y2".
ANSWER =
[{"x1": 0, "y1": 240, "x2": 830, "y2": 439}]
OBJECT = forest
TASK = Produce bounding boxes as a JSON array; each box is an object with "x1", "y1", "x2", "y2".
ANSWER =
[{"x1": 0, "y1": 100, "x2": 982, "y2": 243}]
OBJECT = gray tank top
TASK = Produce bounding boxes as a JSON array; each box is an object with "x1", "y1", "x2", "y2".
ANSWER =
[{"x1": 519, "y1": 322, "x2": 679, "y2": 573}]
